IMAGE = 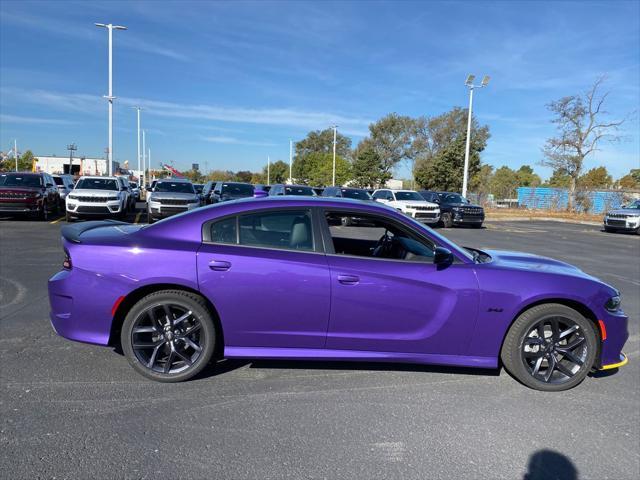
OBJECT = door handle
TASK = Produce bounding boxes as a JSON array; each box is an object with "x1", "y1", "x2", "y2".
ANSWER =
[
  {"x1": 337, "y1": 274, "x2": 359, "y2": 285},
  {"x1": 208, "y1": 260, "x2": 231, "y2": 271}
]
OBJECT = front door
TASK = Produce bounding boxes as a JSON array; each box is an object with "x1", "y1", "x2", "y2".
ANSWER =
[
  {"x1": 197, "y1": 208, "x2": 330, "y2": 349},
  {"x1": 321, "y1": 210, "x2": 479, "y2": 355}
]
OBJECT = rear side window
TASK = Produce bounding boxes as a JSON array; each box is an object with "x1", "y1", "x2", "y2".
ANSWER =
[
  {"x1": 239, "y1": 210, "x2": 313, "y2": 251},
  {"x1": 210, "y1": 217, "x2": 237, "y2": 244}
]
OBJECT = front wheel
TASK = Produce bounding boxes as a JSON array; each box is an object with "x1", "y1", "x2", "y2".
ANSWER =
[
  {"x1": 121, "y1": 290, "x2": 216, "y2": 382},
  {"x1": 441, "y1": 212, "x2": 453, "y2": 228},
  {"x1": 501, "y1": 303, "x2": 597, "y2": 391}
]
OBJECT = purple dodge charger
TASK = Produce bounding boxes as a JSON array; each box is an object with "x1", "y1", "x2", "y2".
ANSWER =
[{"x1": 48, "y1": 197, "x2": 628, "y2": 391}]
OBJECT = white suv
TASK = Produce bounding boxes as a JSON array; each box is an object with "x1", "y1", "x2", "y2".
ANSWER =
[
  {"x1": 372, "y1": 189, "x2": 440, "y2": 224},
  {"x1": 65, "y1": 176, "x2": 128, "y2": 222}
]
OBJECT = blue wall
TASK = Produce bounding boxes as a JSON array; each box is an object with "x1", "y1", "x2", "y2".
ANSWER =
[{"x1": 517, "y1": 187, "x2": 624, "y2": 213}]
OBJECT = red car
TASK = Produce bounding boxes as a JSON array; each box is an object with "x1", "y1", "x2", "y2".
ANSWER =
[{"x1": 0, "y1": 172, "x2": 61, "y2": 220}]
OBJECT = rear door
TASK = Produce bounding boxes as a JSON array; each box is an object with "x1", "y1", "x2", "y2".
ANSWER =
[{"x1": 197, "y1": 208, "x2": 331, "y2": 349}]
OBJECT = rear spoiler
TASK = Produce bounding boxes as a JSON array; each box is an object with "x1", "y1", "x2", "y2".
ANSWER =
[{"x1": 61, "y1": 220, "x2": 128, "y2": 244}]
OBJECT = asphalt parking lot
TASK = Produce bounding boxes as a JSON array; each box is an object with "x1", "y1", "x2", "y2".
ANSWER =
[{"x1": 1, "y1": 208, "x2": 638, "y2": 480}]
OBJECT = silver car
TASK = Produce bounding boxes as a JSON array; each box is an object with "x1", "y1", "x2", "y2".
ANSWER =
[
  {"x1": 147, "y1": 178, "x2": 201, "y2": 223},
  {"x1": 603, "y1": 199, "x2": 640, "y2": 234},
  {"x1": 52, "y1": 174, "x2": 75, "y2": 207}
]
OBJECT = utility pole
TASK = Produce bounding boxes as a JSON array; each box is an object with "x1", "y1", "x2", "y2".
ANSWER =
[
  {"x1": 289, "y1": 139, "x2": 293, "y2": 184},
  {"x1": 67, "y1": 143, "x2": 77, "y2": 175},
  {"x1": 331, "y1": 125, "x2": 338, "y2": 186},
  {"x1": 267, "y1": 155, "x2": 271, "y2": 184},
  {"x1": 148, "y1": 148, "x2": 151, "y2": 182},
  {"x1": 95, "y1": 22, "x2": 127, "y2": 176},
  {"x1": 14, "y1": 139, "x2": 18, "y2": 171},
  {"x1": 462, "y1": 74, "x2": 490, "y2": 198}
]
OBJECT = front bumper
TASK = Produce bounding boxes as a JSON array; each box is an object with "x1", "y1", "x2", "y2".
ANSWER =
[
  {"x1": 595, "y1": 309, "x2": 629, "y2": 369},
  {"x1": 599, "y1": 353, "x2": 628, "y2": 370},
  {"x1": 0, "y1": 203, "x2": 40, "y2": 213},
  {"x1": 148, "y1": 201, "x2": 199, "y2": 219},
  {"x1": 604, "y1": 216, "x2": 639, "y2": 230},
  {"x1": 452, "y1": 210, "x2": 485, "y2": 224},
  {"x1": 66, "y1": 200, "x2": 123, "y2": 217},
  {"x1": 405, "y1": 210, "x2": 440, "y2": 224}
]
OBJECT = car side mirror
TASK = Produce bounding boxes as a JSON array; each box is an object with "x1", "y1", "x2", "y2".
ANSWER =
[{"x1": 433, "y1": 247, "x2": 454, "y2": 270}]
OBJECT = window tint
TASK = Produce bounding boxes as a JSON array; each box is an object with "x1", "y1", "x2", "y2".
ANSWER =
[
  {"x1": 222, "y1": 183, "x2": 254, "y2": 196},
  {"x1": 394, "y1": 191, "x2": 423, "y2": 201},
  {"x1": 341, "y1": 189, "x2": 371, "y2": 200},
  {"x1": 155, "y1": 181, "x2": 195, "y2": 193},
  {"x1": 284, "y1": 186, "x2": 315, "y2": 196},
  {"x1": 372, "y1": 190, "x2": 386, "y2": 199},
  {"x1": 76, "y1": 178, "x2": 119, "y2": 190},
  {"x1": 239, "y1": 210, "x2": 313, "y2": 251},
  {"x1": 210, "y1": 217, "x2": 237, "y2": 244},
  {"x1": 325, "y1": 211, "x2": 435, "y2": 262}
]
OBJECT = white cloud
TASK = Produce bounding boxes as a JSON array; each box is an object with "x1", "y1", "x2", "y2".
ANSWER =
[{"x1": 0, "y1": 113, "x2": 77, "y2": 125}]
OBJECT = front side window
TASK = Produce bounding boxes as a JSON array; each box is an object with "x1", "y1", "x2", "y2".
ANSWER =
[
  {"x1": 75, "y1": 178, "x2": 118, "y2": 190},
  {"x1": 239, "y1": 210, "x2": 314, "y2": 251},
  {"x1": 325, "y1": 211, "x2": 435, "y2": 262}
]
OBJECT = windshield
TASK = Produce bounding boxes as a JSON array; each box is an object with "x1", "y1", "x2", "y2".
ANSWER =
[
  {"x1": 624, "y1": 200, "x2": 640, "y2": 209},
  {"x1": 76, "y1": 178, "x2": 119, "y2": 190},
  {"x1": 441, "y1": 193, "x2": 468, "y2": 204},
  {"x1": 394, "y1": 191, "x2": 423, "y2": 201},
  {"x1": 194, "y1": 184, "x2": 203, "y2": 193},
  {"x1": 155, "y1": 182, "x2": 195, "y2": 193},
  {"x1": 284, "y1": 186, "x2": 316, "y2": 196},
  {"x1": 342, "y1": 189, "x2": 372, "y2": 200},
  {"x1": 0, "y1": 174, "x2": 42, "y2": 187},
  {"x1": 222, "y1": 183, "x2": 254, "y2": 196}
]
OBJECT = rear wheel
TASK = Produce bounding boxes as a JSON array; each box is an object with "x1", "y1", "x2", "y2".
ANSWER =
[
  {"x1": 121, "y1": 290, "x2": 216, "y2": 382},
  {"x1": 501, "y1": 303, "x2": 597, "y2": 391}
]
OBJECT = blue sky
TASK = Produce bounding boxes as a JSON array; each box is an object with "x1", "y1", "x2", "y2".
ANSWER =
[{"x1": 0, "y1": 0, "x2": 638, "y2": 179}]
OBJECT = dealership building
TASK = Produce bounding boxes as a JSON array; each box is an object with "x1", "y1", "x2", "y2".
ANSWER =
[{"x1": 34, "y1": 155, "x2": 121, "y2": 176}]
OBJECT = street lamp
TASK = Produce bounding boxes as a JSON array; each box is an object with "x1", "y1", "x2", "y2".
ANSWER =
[
  {"x1": 133, "y1": 107, "x2": 142, "y2": 182},
  {"x1": 67, "y1": 143, "x2": 77, "y2": 175},
  {"x1": 95, "y1": 22, "x2": 127, "y2": 176},
  {"x1": 289, "y1": 139, "x2": 293, "y2": 184},
  {"x1": 330, "y1": 125, "x2": 338, "y2": 186},
  {"x1": 462, "y1": 74, "x2": 490, "y2": 198}
]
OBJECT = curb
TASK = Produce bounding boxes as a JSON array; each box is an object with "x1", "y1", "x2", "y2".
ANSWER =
[{"x1": 485, "y1": 216, "x2": 601, "y2": 226}]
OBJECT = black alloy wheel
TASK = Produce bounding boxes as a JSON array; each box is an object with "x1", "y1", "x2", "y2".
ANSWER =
[
  {"x1": 122, "y1": 290, "x2": 216, "y2": 382},
  {"x1": 501, "y1": 303, "x2": 597, "y2": 391}
]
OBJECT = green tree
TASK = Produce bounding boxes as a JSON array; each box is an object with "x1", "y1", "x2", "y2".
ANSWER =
[
  {"x1": 490, "y1": 166, "x2": 520, "y2": 199},
  {"x1": 414, "y1": 108, "x2": 490, "y2": 192},
  {"x1": 470, "y1": 164, "x2": 494, "y2": 197},
  {"x1": 261, "y1": 160, "x2": 289, "y2": 184},
  {"x1": 545, "y1": 168, "x2": 571, "y2": 188},
  {"x1": 1, "y1": 149, "x2": 37, "y2": 171},
  {"x1": 183, "y1": 168, "x2": 204, "y2": 183},
  {"x1": 578, "y1": 166, "x2": 613, "y2": 190},
  {"x1": 516, "y1": 165, "x2": 542, "y2": 187},
  {"x1": 351, "y1": 140, "x2": 391, "y2": 188},
  {"x1": 367, "y1": 113, "x2": 419, "y2": 181},
  {"x1": 206, "y1": 170, "x2": 237, "y2": 181},
  {"x1": 541, "y1": 76, "x2": 625, "y2": 209},
  {"x1": 293, "y1": 152, "x2": 351, "y2": 186},
  {"x1": 295, "y1": 128, "x2": 352, "y2": 159},
  {"x1": 235, "y1": 170, "x2": 254, "y2": 183},
  {"x1": 617, "y1": 169, "x2": 640, "y2": 189}
]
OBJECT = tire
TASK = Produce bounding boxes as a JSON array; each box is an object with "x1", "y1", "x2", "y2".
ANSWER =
[
  {"x1": 65, "y1": 212, "x2": 75, "y2": 223},
  {"x1": 441, "y1": 212, "x2": 453, "y2": 228},
  {"x1": 39, "y1": 202, "x2": 49, "y2": 221},
  {"x1": 500, "y1": 303, "x2": 598, "y2": 391},
  {"x1": 341, "y1": 216, "x2": 352, "y2": 226},
  {"x1": 121, "y1": 290, "x2": 216, "y2": 382},
  {"x1": 147, "y1": 212, "x2": 154, "y2": 224}
]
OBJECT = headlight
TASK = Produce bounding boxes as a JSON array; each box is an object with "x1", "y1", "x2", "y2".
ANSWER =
[
  {"x1": 605, "y1": 295, "x2": 621, "y2": 312},
  {"x1": 108, "y1": 195, "x2": 119, "y2": 201}
]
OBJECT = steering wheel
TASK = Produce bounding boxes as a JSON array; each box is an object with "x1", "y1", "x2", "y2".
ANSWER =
[{"x1": 372, "y1": 231, "x2": 394, "y2": 258}]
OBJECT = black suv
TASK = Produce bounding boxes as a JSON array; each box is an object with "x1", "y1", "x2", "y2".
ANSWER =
[
  {"x1": 321, "y1": 186, "x2": 372, "y2": 201},
  {"x1": 269, "y1": 184, "x2": 316, "y2": 196},
  {"x1": 0, "y1": 171, "x2": 61, "y2": 220},
  {"x1": 210, "y1": 182, "x2": 254, "y2": 203},
  {"x1": 419, "y1": 191, "x2": 485, "y2": 228}
]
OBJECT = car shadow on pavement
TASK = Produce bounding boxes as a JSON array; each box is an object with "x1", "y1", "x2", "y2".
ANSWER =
[
  {"x1": 194, "y1": 357, "x2": 501, "y2": 381},
  {"x1": 523, "y1": 449, "x2": 578, "y2": 480}
]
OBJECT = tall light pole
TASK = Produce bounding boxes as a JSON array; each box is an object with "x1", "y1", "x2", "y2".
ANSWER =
[
  {"x1": 95, "y1": 22, "x2": 127, "y2": 176},
  {"x1": 133, "y1": 107, "x2": 141, "y2": 182},
  {"x1": 289, "y1": 140, "x2": 293, "y2": 184},
  {"x1": 267, "y1": 155, "x2": 271, "y2": 184},
  {"x1": 142, "y1": 130, "x2": 146, "y2": 187},
  {"x1": 462, "y1": 74, "x2": 490, "y2": 198},
  {"x1": 14, "y1": 139, "x2": 18, "y2": 171},
  {"x1": 331, "y1": 125, "x2": 338, "y2": 186},
  {"x1": 67, "y1": 143, "x2": 77, "y2": 175}
]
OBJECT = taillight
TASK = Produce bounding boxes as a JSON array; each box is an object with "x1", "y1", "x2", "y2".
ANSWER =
[{"x1": 63, "y1": 250, "x2": 72, "y2": 270}]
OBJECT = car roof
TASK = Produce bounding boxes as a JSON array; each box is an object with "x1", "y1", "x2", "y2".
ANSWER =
[{"x1": 79, "y1": 176, "x2": 118, "y2": 180}]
